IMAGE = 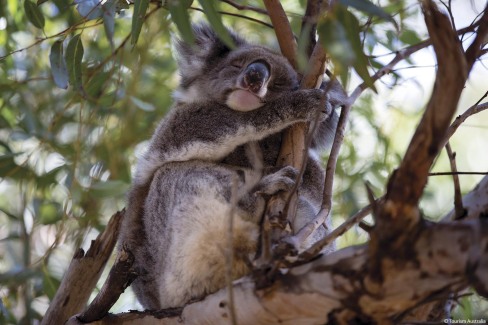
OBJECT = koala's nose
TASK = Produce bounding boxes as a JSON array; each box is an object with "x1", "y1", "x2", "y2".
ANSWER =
[{"x1": 242, "y1": 61, "x2": 270, "y2": 94}]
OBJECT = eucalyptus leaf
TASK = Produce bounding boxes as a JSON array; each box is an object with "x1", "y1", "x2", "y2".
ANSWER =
[
  {"x1": 49, "y1": 40, "x2": 69, "y2": 89},
  {"x1": 131, "y1": 0, "x2": 150, "y2": 46},
  {"x1": 339, "y1": 0, "x2": 394, "y2": 23},
  {"x1": 24, "y1": 0, "x2": 45, "y2": 29},
  {"x1": 65, "y1": 34, "x2": 84, "y2": 91},
  {"x1": 318, "y1": 5, "x2": 374, "y2": 89},
  {"x1": 399, "y1": 29, "x2": 422, "y2": 45},
  {"x1": 75, "y1": 0, "x2": 103, "y2": 20},
  {"x1": 198, "y1": 0, "x2": 235, "y2": 48},
  {"x1": 90, "y1": 180, "x2": 130, "y2": 197},
  {"x1": 103, "y1": 0, "x2": 117, "y2": 48},
  {"x1": 167, "y1": 0, "x2": 194, "y2": 45},
  {"x1": 130, "y1": 96, "x2": 155, "y2": 112},
  {"x1": 42, "y1": 273, "x2": 61, "y2": 300},
  {"x1": 38, "y1": 202, "x2": 61, "y2": 225}
]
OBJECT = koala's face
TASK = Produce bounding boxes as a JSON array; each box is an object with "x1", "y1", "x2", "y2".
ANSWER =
[{"x1": 174, "y1": 25, "x2": 299, "y2": 111}]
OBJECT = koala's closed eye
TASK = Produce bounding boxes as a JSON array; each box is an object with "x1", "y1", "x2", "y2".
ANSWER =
[{"x1": 230, "y1": 60, "x2": 244, "y2": 68}]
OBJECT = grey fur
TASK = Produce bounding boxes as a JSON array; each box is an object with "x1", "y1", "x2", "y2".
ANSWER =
[{"x1": 119, "y1": 24, "x2": 343, "y2": 310}]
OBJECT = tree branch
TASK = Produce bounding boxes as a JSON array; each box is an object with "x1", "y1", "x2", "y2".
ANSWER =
[
  {"x1": 78, "y1": 216, "x2": 488, "y2": 324},
  {"x1": 445, "y1": 143, "x2": 466, "y2": 220},
  {"x1": 41, "y1": 210, "x2": 124, "y2": 325},
  {"x1": 76, "y1": 245, "x2": 137, "y2": 323},
  {"x1": 263, "y1": 0, "x2": 298, "y2": 69},
  {"x1": 382, "y1": 1, "x2": 468, "y2": 216}
]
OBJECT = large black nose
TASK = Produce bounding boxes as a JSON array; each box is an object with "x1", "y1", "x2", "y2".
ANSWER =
[{"x1": 242, "y1": 61, "x2": 270, "y2": 94}]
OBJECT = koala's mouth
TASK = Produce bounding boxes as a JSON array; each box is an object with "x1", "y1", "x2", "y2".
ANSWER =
[
  {"x1": 226, "y1": 89, "x2": 265, "y2": 112},
  {"x1": 226, "y1": 61, "x2": 270, "y2": 112}
]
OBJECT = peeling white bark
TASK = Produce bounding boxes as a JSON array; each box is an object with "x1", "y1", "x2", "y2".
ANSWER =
[{"x1": 72, "y1": 217, "x2": 487, "y2": 325}]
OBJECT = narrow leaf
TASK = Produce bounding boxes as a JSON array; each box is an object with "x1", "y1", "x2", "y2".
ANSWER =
[
  {"x1": 130, "y1": 96, "x2": 155, "y2": 112},
  {"x1": 24, "y1": 0, "x2": 45, "y2": 29},
  {"x1": 198, "y1": 0, "x2": 235, "y2": 48},
  {"x1": 167, "y1": 0, "x2": 194, "y2": 45},
  {"x1": 341, "y1": 9, "x2": 375, "y2": 89},
  {"x1": 65, "y1": 34, "x2": 84, "y2": 91},
  {"x1": 339, "y1": 0, "x2": 394, "y2": 23},
  {"x1": 318, "y1": 6, "x2": 374, "y2": 89},
  {"x1": 75, "y1": 0, "x2": 103, "y2": 20},
  {"x1": 49, "y1": 40, "x2": 69, "y2": 89},
  {"x1": 103, "y1": 0, "x2": 117, "y2": 49},
  {"x1": 131, "y1": 0, "x2": 150, "y2": 46},
  {"x1": 0, "y1": 208, "x2": 19, "y2": 221}
]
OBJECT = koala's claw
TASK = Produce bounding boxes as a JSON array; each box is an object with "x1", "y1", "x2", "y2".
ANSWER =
[{"x1": 255, "y1": 166, "x2": 298, "y2": 197}]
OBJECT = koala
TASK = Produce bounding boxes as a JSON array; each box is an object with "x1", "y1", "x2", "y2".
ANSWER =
[{"x1": 119, "y1": 24, "x2": 344, "y2": 310}]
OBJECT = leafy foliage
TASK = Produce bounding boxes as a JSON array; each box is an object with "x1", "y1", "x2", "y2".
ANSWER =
[{"x1": 0, "y1": 0, "x2": 486, "y2": 323}]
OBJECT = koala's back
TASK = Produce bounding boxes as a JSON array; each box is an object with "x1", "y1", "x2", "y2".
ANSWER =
[{"x1": 132, "y1": 161, "x2": 259, "y2": 309}]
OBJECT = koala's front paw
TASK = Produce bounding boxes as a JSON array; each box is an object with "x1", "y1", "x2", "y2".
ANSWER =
[
  {"x1": 293, "y1": 88, "x2": 327, "y2": 119},
  {"x1": 255, "y1": 166, "x2": 299, "y2": 197}
]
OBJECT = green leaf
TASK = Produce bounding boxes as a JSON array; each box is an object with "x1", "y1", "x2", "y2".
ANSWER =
[
  {"x1": 37, "y1": 0, "x2": 48, "y2": 4},
  {"x1": 24, "y1": 0, "x2": 45, "y2": 29},
  {"x1": 167, "y1": 0, "x2": 194, "y2": 45},
  {"x1": 49, "y1": 40, "x2": 69, "y2": 89},
  {"x1": 85, "y1": 72, "x2": 112, "y2": 98},
  {"x1": 339, "y1": 0, "x2": 394, "y2": 23},
  {"x1": 130, "y1": 96, "x2": 155, "y2": 112},
  {"x1": 42, "y1": 273, "x2": 60, "y2": 300},
  {"x1": 90, "y1": 180, "x2": 130, "y2": 198},
  {"x1": 131, "y1": 0, "x2": 150, "y2": 46},
  {"x1": 103, "y1": 0, "x2": 117, "y2": 49},
  {"x1": 75, "y1": 0, "x2": 103, "y2": 20},
  {"x1": 399, "y1": 29, "x2": 422, "y2": 45},
  {"x1": 0, "y1": 208, "x2": 19, "y2": 221},
  {"x1": 318, "y1": 5, "x2": 374, "y2": 89},
  {"x1": 38, "y1": 202, "x2": 61, "y2": 225},
  {"x1": 198, "y1": 0, "x2": 235, "y2": 48},
  {"x1": 65, "y1": 34, "x2": 84, "y2": 91}
]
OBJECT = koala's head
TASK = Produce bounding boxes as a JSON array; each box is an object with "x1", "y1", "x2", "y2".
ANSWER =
[{"x1": 173, "y1": 24, "x2": 299, "y2": 111}]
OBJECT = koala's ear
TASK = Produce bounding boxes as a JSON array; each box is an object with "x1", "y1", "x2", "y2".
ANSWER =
[{"x1": 174, "y1": 23, "x2": 247, "y2": 81}]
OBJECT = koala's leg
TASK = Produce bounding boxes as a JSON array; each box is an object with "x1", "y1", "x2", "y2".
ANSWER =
[{"x1": 133, "y1": 161, "x2": 263, "y2": 309}]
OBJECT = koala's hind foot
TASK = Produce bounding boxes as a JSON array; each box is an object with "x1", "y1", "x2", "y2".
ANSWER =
[{"x1": 254, "y1": 166, "x2": 298, "y2": 197}]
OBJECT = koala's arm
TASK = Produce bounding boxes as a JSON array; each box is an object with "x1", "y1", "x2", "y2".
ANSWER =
[{"x1": 134, "y1": 88, "x2": 325, "y2": 185}]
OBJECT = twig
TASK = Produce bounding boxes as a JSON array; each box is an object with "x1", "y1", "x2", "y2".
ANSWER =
[
  {"x1": 296, "y1": 201, "x2": 374, "y2": 262},
  {"x1": 299, "y1": 0, "x2": 323, "y2": 57},
  {"x1": 263, "y1": 0, "x2": 298, "y2": 69},
  {"x1": 445, "y1": 143, "x2": 465, "y2": 220},
  {"x1": 428, "y1": 171, "x2": 488, "y2": 176},
  {"x1": 190, "y1": 7, "x2": 273, "y2": 29},
  {"x1": 220, "y1": 0, "x2": 268, "y2": 15},
  {"x1": 465, "y1": 3, "x2": 488, "y2": 69},
  {"x1": 0, "y1": 20, "x2": 103, "y2": 61},
  {"x1": 442, "y1": 98, "x2": 488, "y2": 147},
  {"x1": 349, "y1": 23, "x2": 482, "y2": 103},
  {"x1": 439, "y1": 0, "x2": 456, "y2": 31},
  {"x1": 289, "y1": 85, "x2": 349, "y2": 251},
  {"x1": 225, "y1": 177, "x2": 238, "y2": 325}
]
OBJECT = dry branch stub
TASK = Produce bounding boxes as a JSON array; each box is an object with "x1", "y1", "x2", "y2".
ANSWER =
[{"x1": 41, "y1": 210, "x2": 124, "y2": 325}]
